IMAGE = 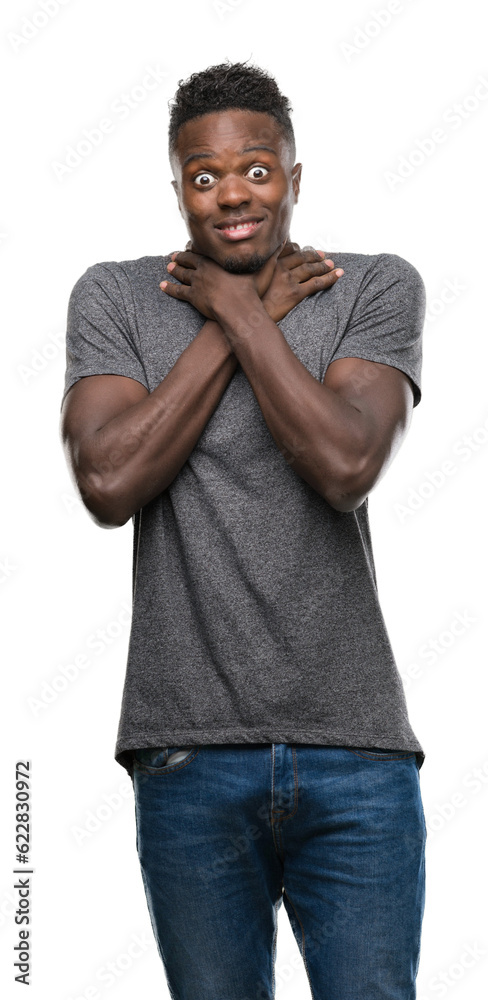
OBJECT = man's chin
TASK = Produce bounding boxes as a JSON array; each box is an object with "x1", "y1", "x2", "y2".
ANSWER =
[
  {"x1": 221, "y1": 249, "x2": 271, "y2": 274},
  {"x1": 187, "y1": 237, "x2": 277, "y2": 274}
]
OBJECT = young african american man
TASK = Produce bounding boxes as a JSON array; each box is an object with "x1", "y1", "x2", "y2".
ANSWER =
[{"x1": 61, "y1": 61, "x2": 427, "y2": 1000}]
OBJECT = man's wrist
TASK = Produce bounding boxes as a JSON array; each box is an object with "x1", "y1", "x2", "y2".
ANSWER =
[
  {"x1": 201, "y1": 319, "x2": 242, "y2": 367},
  {"x1": 260, "y1": 296, "x2": 283, "y2": 324},
  {"x1": 215, "y1": 293, "x2": 268, "y2": 343}
]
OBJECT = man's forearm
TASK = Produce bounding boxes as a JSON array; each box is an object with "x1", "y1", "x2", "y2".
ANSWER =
[
  {"x1": 79, "y1": 320, "x2": 237, "y2": 526},
  {"x1": 215, "y1": 298, "x2": 372, "y2": 511}
]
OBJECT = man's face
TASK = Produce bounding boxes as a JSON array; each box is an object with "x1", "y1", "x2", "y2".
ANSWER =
[{"x1": 170, "y1": 109, "x2": 302, "y2": 273}]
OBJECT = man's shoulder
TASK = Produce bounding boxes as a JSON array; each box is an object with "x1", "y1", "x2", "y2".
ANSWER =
[
  {"x1": 331, "y1": 250, "x2": 425, "y2": 294},
  {"x1": 75, "y1": 254, "x2": 169, "y2": 284},
  {"x1": 67, "y1": 255, "x2": 173, "y2": 312}
]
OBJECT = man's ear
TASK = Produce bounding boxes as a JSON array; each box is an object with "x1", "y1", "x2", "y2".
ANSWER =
[{"x1": 292, "y1": 163, "x2": 302, "y2": 204}]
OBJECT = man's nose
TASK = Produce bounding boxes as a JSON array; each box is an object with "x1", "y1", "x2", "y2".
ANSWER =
[{"x1": 216, "y1": 174, "x2": 252, "y2": 207}]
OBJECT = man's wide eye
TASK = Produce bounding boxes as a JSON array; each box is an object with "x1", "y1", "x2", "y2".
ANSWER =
[
  {"x1": 194, "y1": 173, "x2": 215, "y2": 187},
  {"x1": 246, "y1": 166, "x2": 269, "y2": 180}
]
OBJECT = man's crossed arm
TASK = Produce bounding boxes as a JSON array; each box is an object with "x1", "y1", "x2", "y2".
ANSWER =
[
  {"x1": 60, "y1": 242, "x2": 413, "y2": 527},
  {"x1": 161, "y1": 243, "x2": 414, "y2": 512}
]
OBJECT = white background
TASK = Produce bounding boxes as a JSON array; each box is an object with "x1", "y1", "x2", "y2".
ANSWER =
[{"x1": 1, "y1": 1, "x2": 488, "y2": 998}]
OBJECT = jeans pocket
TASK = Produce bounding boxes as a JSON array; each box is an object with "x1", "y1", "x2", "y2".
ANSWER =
[
  {"x1": 133, "y1": 747, "x2": 169, "y2": 768},
  {"x1": 345, "y1": 746, "x2": 416, "y2": 761},
  {"x1": 132, "y1": 746, "x2": 199, "y2": 774}
]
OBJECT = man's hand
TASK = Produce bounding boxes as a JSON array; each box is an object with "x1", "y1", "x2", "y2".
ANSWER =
[
  {"x1": 159, "y1": 241, "x2": 343, "y2": 324},
  {"x1": 159, "y1": 240, "x2": 287, "y2": 321},
  {"x1": 261, "y1": 242, "x2": 343, "y2": 322}
]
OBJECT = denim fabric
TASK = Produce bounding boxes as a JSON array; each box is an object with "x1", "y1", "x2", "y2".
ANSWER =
[{"x1": 132, "y1": 743, "x2": 426, "y2": 1000}]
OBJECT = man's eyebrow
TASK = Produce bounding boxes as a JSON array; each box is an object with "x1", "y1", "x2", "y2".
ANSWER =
[{"x1": 182, "y1": 145, "x2": 278, "y2": 169}]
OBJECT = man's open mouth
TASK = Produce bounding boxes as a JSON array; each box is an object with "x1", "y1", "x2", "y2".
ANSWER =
[{"x1": 214, "y1": 219, "x2": 264, "y2": 241}]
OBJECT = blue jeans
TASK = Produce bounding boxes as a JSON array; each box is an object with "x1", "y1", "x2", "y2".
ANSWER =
[{"x1": 131, "y1": 743, "x2": 426, "y2": 1000}]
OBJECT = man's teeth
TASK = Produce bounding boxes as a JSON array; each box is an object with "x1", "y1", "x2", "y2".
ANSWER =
[{"x1": 224, "y1": 222, "x2": 256, "y2": 230}]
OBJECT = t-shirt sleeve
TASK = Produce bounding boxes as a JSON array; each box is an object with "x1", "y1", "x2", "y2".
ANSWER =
[
  {"x1": 61, "y1": 261, "x2": 149, "y2": 409},
  {"x1": 330, "y1": 253, "x2": 425, "y2": 406}
]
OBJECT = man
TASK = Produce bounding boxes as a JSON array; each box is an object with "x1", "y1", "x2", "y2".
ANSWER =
[{"x1": 61, "y1": 61, "x2": 427, "y2": 1000}]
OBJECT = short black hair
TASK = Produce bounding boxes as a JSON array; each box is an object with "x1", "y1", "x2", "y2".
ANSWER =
[{"x1": 168, "y1": 59, "x2": 295, "y2": 162}]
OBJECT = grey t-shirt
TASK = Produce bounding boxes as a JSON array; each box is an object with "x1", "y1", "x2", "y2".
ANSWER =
[{"x1": 62, "y1": 250, "x2": 426, "y2": 775}]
